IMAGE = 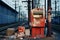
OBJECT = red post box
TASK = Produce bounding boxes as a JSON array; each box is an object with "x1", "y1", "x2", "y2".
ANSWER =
[{"x1": 30, "y1": 8, "x2": 45, "y2": 38}]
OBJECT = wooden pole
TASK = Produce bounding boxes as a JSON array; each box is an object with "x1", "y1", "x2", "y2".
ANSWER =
[{"x1": 47, "y1": 0, "x2": 52, "y2": 37}]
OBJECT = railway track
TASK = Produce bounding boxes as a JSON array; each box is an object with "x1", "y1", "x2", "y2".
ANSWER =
[{"x1": 0, "y1": 23, "x2": 18, "y2": 35}]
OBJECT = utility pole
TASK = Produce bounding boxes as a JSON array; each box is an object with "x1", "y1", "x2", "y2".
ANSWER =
[
  {"x1": 22, "y1": 0, "x2": 31, "y2": 28},
  {"x1": 55, "y1": 0, "x2": 57, "y2": 16},
  {"x1": 45, "y1": 0, "x2": 46, "y2": 18},
  {"x1": 58, "y1": 6, "x2": 59, "y2": 24},
  {"x1": 12, "y1": 0, "x2": 18, "y2": 10},
  {"x1": 18, "y1": 6, "x2": 20, "y2": 25},
  {"x1": 22, "y1": 0, "x2": 32, "y2": 35},
  {"x1": 38, "y1": 0, "x2": 40, "y2": 8},
  {"x1": 14, "y1": 0, "x2": 17, "y2": 23},
  {"x1": 15, "y1": 0, "x2": 17, "y2": 10},
  {"x1": 27, "y1": 0, "x2": 31, "y2": 28},
  {"x1": 32, "y1": 0, "x2": 34, "y2": 9},
  {"x1": 47, "y1": 0, "x2": 52, "y2": 37},
  {"x1": 32, "y1": 0, "x2": 40, "y2": 9},
  {"x1": 58, "y1": 6, "x2": 59, "y2": 14},
  {"x1": 12, "y1": 0, "x2": 19, "y2": 23}
]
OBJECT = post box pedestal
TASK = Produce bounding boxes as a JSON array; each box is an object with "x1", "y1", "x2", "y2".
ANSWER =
[{"x1": 31, "y1": 27, "x2": 45, "y2": 38}]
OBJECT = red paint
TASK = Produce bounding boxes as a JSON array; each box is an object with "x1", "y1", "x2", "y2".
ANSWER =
[
  {"x1": 40, "y1": 18, "x2": 45, "y2": 27},
  {"x1": 31, "y1": 27, "x2": 45, "y2": 38},
  {"x1": 18, "y1": 26, "x2": 25, "y2": 33},
  {"x1": 30, "y1": 8, "x2": 45, "y2": 27}
]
